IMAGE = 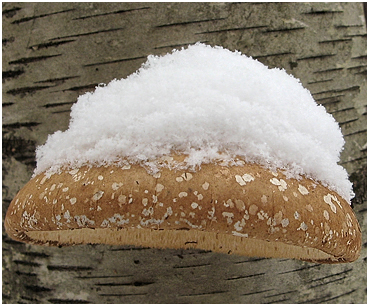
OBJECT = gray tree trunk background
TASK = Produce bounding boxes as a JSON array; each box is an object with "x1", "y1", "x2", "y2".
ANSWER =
[{"x1": 2, "y1": 2, "x2": 367, "y2": 304}]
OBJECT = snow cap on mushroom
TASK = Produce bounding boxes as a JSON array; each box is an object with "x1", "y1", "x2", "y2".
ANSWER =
[{"x1": 35, "y1": 43, "x2": 353, "y2": 202}]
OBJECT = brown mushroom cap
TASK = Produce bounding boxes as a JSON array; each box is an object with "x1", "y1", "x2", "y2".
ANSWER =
[{"x1": 5, "y1": 156, "x2": 361, "y2": 263}]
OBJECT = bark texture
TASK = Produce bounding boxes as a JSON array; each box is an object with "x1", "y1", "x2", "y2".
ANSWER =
[{"x1": 2, "y1": 2, "x2": 367, "y2": 303}]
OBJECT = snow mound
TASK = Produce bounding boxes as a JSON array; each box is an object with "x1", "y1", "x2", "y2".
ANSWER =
[{"x1": 35, "y1": 43, "x2": 353, "y2": 202}]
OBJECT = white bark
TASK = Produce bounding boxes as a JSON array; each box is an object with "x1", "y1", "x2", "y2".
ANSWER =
[{"x1": 3, "y1": 3, "x2": 366, "y2": 303}]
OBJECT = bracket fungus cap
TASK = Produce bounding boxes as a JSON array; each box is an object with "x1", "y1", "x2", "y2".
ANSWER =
[{"x1": 5, "y1": 44, "x2": 361, "y2": 263}]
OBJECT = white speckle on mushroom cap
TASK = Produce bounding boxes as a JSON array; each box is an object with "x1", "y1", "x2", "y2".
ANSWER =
[
  {"x1": 298, "y1": 184, "x2": 309, "y2": 195},
  {"x1": 306, "y1": 204, "x2": 313, "y2": 212},
  {"x1": 189, "y1": 212, "x2": 196, "y2": 218},
  {"x1": 257, "y1": 210, "x2": 268, "y2": 220},
  {"x1": 294, "y1": 211, "x2": 300, "y2": 220},
  {"x1": 75, "y1": 215, "x2": 95, "y2": 227},
  {"x1": 243, "y1": 173, "x2": 254, "y2": 181},
  {"x1": 249, "y1": 204, "x2": 258, "y2": 215},
  {"x1": 323, "y1": 210, "x2": 330, "y2": 220},
  {"x1": 155, "y1": 183, "x2": 165, "y2": 193},
  {"x1": 40, "y1": 175, "x2": 48, "y2": 185},
  {"x1": 142, "y1": 207, "x2": 154, "y2": 217},
  {"x1": 69, "y1": 169, "x2": 79, "y2": 175},
  {"x1": 102, "y1": 213, "x2": 130, "y2": 227},
  {"x1": 118, "y1": 194, "x2": 127, "y2": 204},
  {"x1": 70, "y1": 197, "x2": 77, "y2": 205},
  {"x1": 243, "y1": 210, "x2": 250, "y2": 220},
  {"x1": 273, "y1": 211, "x2": 283, "y2": 225},
  {"x1": 346, "y1": 213, "x2": 353, "y2": 227},
  {"x1": 64, "y1": 210, "x2": 71, "y2": 221},
  {"x1": 232, "y1": 231, "x2": 248, "y2": 238},
  {"x1": 38, "y1": 191, "x2": 45, "y2": 200},
  {"x1": 281, "y1": 218, "x2": 290, "y2": 227},
  {"x1": 207, "y1": 207, "x2": 216, "y2": 221},
  {"x1": 278, "y1": 179, "x2": 287, "y2": 191},
  {"x1": 222, "y1": 212, "x2": 234, "y2": 224},
  {"x1": 191, "y1": 202, "x2": 199, "y2": 209},
  {"x1": 112, "y1": 182, "x2": 123, "y2": 191},
  {"x1": 224, "y1": 199, "x2": 234, "y2": 208},
  {"x1": 235, "y1": 199, "x2": 245, "y2": 211},
  {"x1": 234, "y1": 218, "x2": 246, "y2": 231},
  {"x1": 202, "y1": 182, "x2": 210, "y2": 190},
  {"x1": 261, "y1": 195, "x2": 268, "y2": 204},
  {"x1": 142, "y1": 198, "x2": 149, "y2": 206},
  {"x1": 176, "y1": 177, "x2": 184, "y2": 182},
  {"x1": 92, "y1": 190, "x2": 104, "y2": 201},
  {"x1": 181, "y1": 172, "x2": 193, "y2": 181},
  {"x1": 100, "y1": 220, "x2": 110, "y2": 227},
  {"x1": 324, "y1": 193, "x2": 340, "y2": 213},
  {"x1": 181, "y1": 218, "x2": 201, "y2": 229},
  {"x1": 270, "y1": 178, "x2": 287, "y2": 191},
  {"x1": 297, "y1": 222, "x2": 308, "y2": 231},
  {"x1": 235, "y1": 175, "x2": 246, "y2": 186},
  {"x1": 165, "y1": 207, "x2": 173, "y2": 217},
  {"x1": 178, "y1": 192, "x2": 188, "y2": 198},
  {"x1": 98, "y1": 175, "x2": 104, "y2": 180}
]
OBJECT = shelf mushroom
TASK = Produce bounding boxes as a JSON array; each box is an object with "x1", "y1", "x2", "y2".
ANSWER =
[{"x1": 5, "y1": 43, "x2": 361, "y2": 263}]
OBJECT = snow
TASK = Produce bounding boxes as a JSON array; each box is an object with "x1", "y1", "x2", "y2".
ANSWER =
[{"x1": 35, "y1": 43, "x2": 353, "y2": 202}]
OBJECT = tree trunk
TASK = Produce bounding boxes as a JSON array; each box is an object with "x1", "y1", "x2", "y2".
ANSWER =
[{"x1": 2, "y1": 2, "x2": 366, "y2": 303}]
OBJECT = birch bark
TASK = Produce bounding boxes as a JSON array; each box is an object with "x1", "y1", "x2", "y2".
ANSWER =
[{"x1": 3, "y1": 2, "x2": 366, "y2": 303}]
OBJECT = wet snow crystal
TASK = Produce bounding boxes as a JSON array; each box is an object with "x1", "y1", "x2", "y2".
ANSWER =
[{"x1": 35, "y1": 43, "x2": 353, "y2": 202}]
